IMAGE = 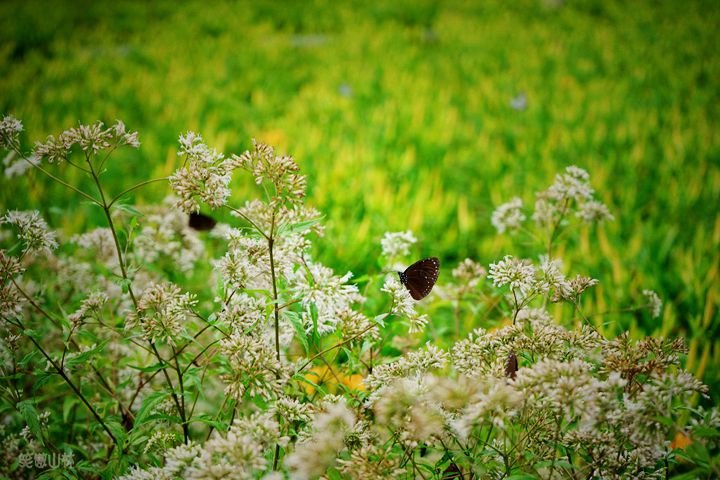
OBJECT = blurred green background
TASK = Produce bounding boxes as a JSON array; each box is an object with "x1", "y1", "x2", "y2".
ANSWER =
[{"x1": 1, "y1": 0, "x2": 718, "y2": 392}]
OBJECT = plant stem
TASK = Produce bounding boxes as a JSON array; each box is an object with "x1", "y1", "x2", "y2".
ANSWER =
[
  {"x1": 10, "y1": 314, "x2": 118, "y2": 448},
  {"x1": 108, "y1": 177, "x2": 168, "y2": 207},
  {"x1": 85, "y1": 154, "x2": 187, "y2": 439}
]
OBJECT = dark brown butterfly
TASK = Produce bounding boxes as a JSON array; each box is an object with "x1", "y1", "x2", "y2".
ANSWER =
[
  {"x1": 398, "y1": 257, "x2": 440, "y2": 300},
  {"x1": 188, "y1": 212, "x2": 217, "y2": 231},
  {"x1": 505, "y1": 351, "x2": 518, "y2": 380}
]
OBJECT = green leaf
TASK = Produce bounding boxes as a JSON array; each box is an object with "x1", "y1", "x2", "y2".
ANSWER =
[
  {"x1": 17, "y1": 400, "x2": 43, "y2": 444},
  {"x1": 134, "y1": 391, "x2": 169, "y2": 427},
  {"x1": 113, "y1": 202, "x2": 143, "y2": 217},
  {"x1": 277, "y1": 216, "x2": 323, "y2": 235},
  {"x1": 373, "y1": 313, "x2": 389, "y2": 327},
  {"x1": 63, "y1": 397, "x2": 78, "y2": 423},
  {"x1": 285, "y1": 311, "x2": 309, "y2": 354}
]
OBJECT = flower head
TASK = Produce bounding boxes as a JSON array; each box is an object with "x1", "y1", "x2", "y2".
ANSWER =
[
  {"x1": 380, "y1": 230, "x2": 417, "y2": 259},
  {"x1": 1, "y1": 210, "x2": 58, "y2": 256},
  {"x1": 643, "y1": 290, "x2": 662, "y2": 319},
  {"x1": 488, "y1": 255, "x2": 536, "y2": 295},
  {"x1": 491, "y1": 197, "x2": 526, "y2": 234}
]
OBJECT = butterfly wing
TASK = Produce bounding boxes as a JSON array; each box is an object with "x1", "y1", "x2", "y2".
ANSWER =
[
  {"x1": 400, "y1": 257, "x2": 440, "y2": 300},
  {"x1": 188, "y1": 212, "x2": 217, "y2": 231}
]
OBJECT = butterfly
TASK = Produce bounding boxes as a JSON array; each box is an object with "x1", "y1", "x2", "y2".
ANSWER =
[
  {"x1": 398, "y1": 257, "x2": 440, "y2": 300},
  {"x1": 188, "y1": 212, "x2": 217, "y2": 231},
  {"x1": 505, "y1": 351, "x2": 518, "y2": 380}
]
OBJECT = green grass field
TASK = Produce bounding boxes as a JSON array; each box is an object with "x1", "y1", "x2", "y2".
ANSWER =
[{"x1": 2, "y1": 0, "x2": 719, "y2": 394}]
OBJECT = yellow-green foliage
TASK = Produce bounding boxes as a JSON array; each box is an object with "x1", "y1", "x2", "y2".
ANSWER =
[{"x1": 1, "y1": 0, "x2": 718, "y2": 390}]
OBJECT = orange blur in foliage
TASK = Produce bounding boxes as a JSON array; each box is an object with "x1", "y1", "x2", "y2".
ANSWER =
[{"x1": 302, "y1": 365, "x2": 365, "y2": 395}]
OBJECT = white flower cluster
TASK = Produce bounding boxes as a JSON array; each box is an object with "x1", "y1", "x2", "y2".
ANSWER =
[
  {"x1": 170, "y1": 132, "x2": 232, "y2": 213},
  {"x1": 285, "y1": 400, "x2": 355, "y2": 479},
  {"x1": 380, "y1": 230, "x2": 417, "y2": 259},
  {"x1": 488, "y1": 254, "x2": 597, "y2": 305},
  {"x1": 0, "y1": 115, "x2": 23, "y2": 151},
  {"x1": 289, "y1": 262, "x2": 364, "y2": 335},
  {"x1": 125, "y1": 282, "x2": 197, "y2": 345},
  {"x1": 381, "y1": 275, "x2": 429, "y2": 333},
  {"x1": 231, "y1": 139, "x2": 306, "y2": 206},
  {"x1": 33, "y1": 120, "x2": 139, "y2": 163},
  {"x1": 118, "y1": 413, "x2": 286, "y2": 480},
  {"x1": 491, "y1": 166, "x2": 613, "y2": 236},
  {"x1": 67, "y1": 291, "x2": 109, "y2": 327},
  {"x1": 491, "y1": 197, "x2": 525, "y2": 234},
  {"x1": 1, "y1": 210, "x2": 58, "y2": 256}
]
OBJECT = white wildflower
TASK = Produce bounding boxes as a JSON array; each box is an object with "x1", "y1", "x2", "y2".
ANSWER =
[
  {"x1": 289, "y1": 262, "x2": 364, "y2": 335},
  {"x1": 491, "y1": 197, "x2": 526, "y2": 233},
  {"x1": 380, "y1": 230, "x2": 417, "y2": 259},
  {"x1": 67, "y1": 291, "x2": 108, "y2": 327},
  {"x1": 488, "y1": 255, "x2": 536, "y2": 295},
  {"x1": 170, "y1": 132, "x2": 231, "y2": 213},
  {"x1": 1, "y1": 210, "x2": 58, "y2": 255},
  {"x1": 0, "y1": 115, "x2": 23, "y2": 150},
  {"x1": 642, "y1": 290, "x2": 662, "y2": 319},
  {"x1": 577, "y1": 199, "x2": 614, "y2": 223},
  {"x1": 381, "y1": 275, "x2": 416, "y2": 318},
  {"x1": 285, "y1": 400, "x2": 355, "y2": 480},
  {"x1": 126, "y1": 282, "x2": 197, "y2": 345}
]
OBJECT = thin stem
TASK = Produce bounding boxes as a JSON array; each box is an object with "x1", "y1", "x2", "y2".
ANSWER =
[
  {"x1": 268, "y1": 212, "x2": 280, "y2": 361},
  {"x1": 225, "y1": 205, "x2": 269, "y2": 240},
  {"x1": 547, "y1": 198, "x2": 571, "y2": 257},
  {"x1": 8, "y1": 314, "x2": 118, "y2": 447},
  {"x1": 25, "y1": 158, "x2": 100, "y2": 205},
  {"x1": 171, "y1": 345, "x2": 190, "y2": 443},
  {"x1": 85, "y1": 153, "x2": 187, "y2": 437},
  {"x1": 295, "y1": 322, "x2": 377, "y2": 374},
  {"x1": 108, "y1": 177, "x2": 169, "y2": 208}
]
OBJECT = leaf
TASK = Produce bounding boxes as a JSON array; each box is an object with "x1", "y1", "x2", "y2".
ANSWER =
[
  {"x1": 373, "y1": 313, "x2": 388, "y2": 327},
  {"x1": 277, "y1": 217, "x2": 323, "y2": 235},
  {"x1": 134, "y1": 391, "x2": 168, "y2": 427},
  {"x1": 63, "y1": 397, "x2": 78, "y2": 423},
  {"x1": 17, "y1": 400, "x2": 43, "y2": 444},
  {"x1": 113, "y1": 202, "x2": 143, "y2": 217},
  {"x1": 285, "y1": 311, "x2": 309, "y2": 354},
  {"x1": 191, "y1": 414, "x2": 228, "y2": 431}
]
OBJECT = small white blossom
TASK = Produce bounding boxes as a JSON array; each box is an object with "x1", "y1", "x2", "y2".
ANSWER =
[
  {"x1": 491, "y1": 197, "x2": 526, "y2": 233},
  {"x1": 577, "y1": 199, "x2": 614, "y2": 223},
  {"x1": 1, "y1": 210, "x2": 58, "y2": 255},
  {"x1": 488, "y1": 255, "x2": 536, "y2": 295},
  {"x1": 0, "y1": 115, "x2": 23, "y2": 150},
  {"x1": 380, "y1": 230, "x2": 417, "y2": 259},
  {"x1": 126, "y1": 282, "x2": 197, "y2": 345},
  {"x1": 643, "y1": 290, "x2": 663, "y2": 319},
  {"x1": 285, "y1": 400, "x2": 355, "y2": 480}
]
